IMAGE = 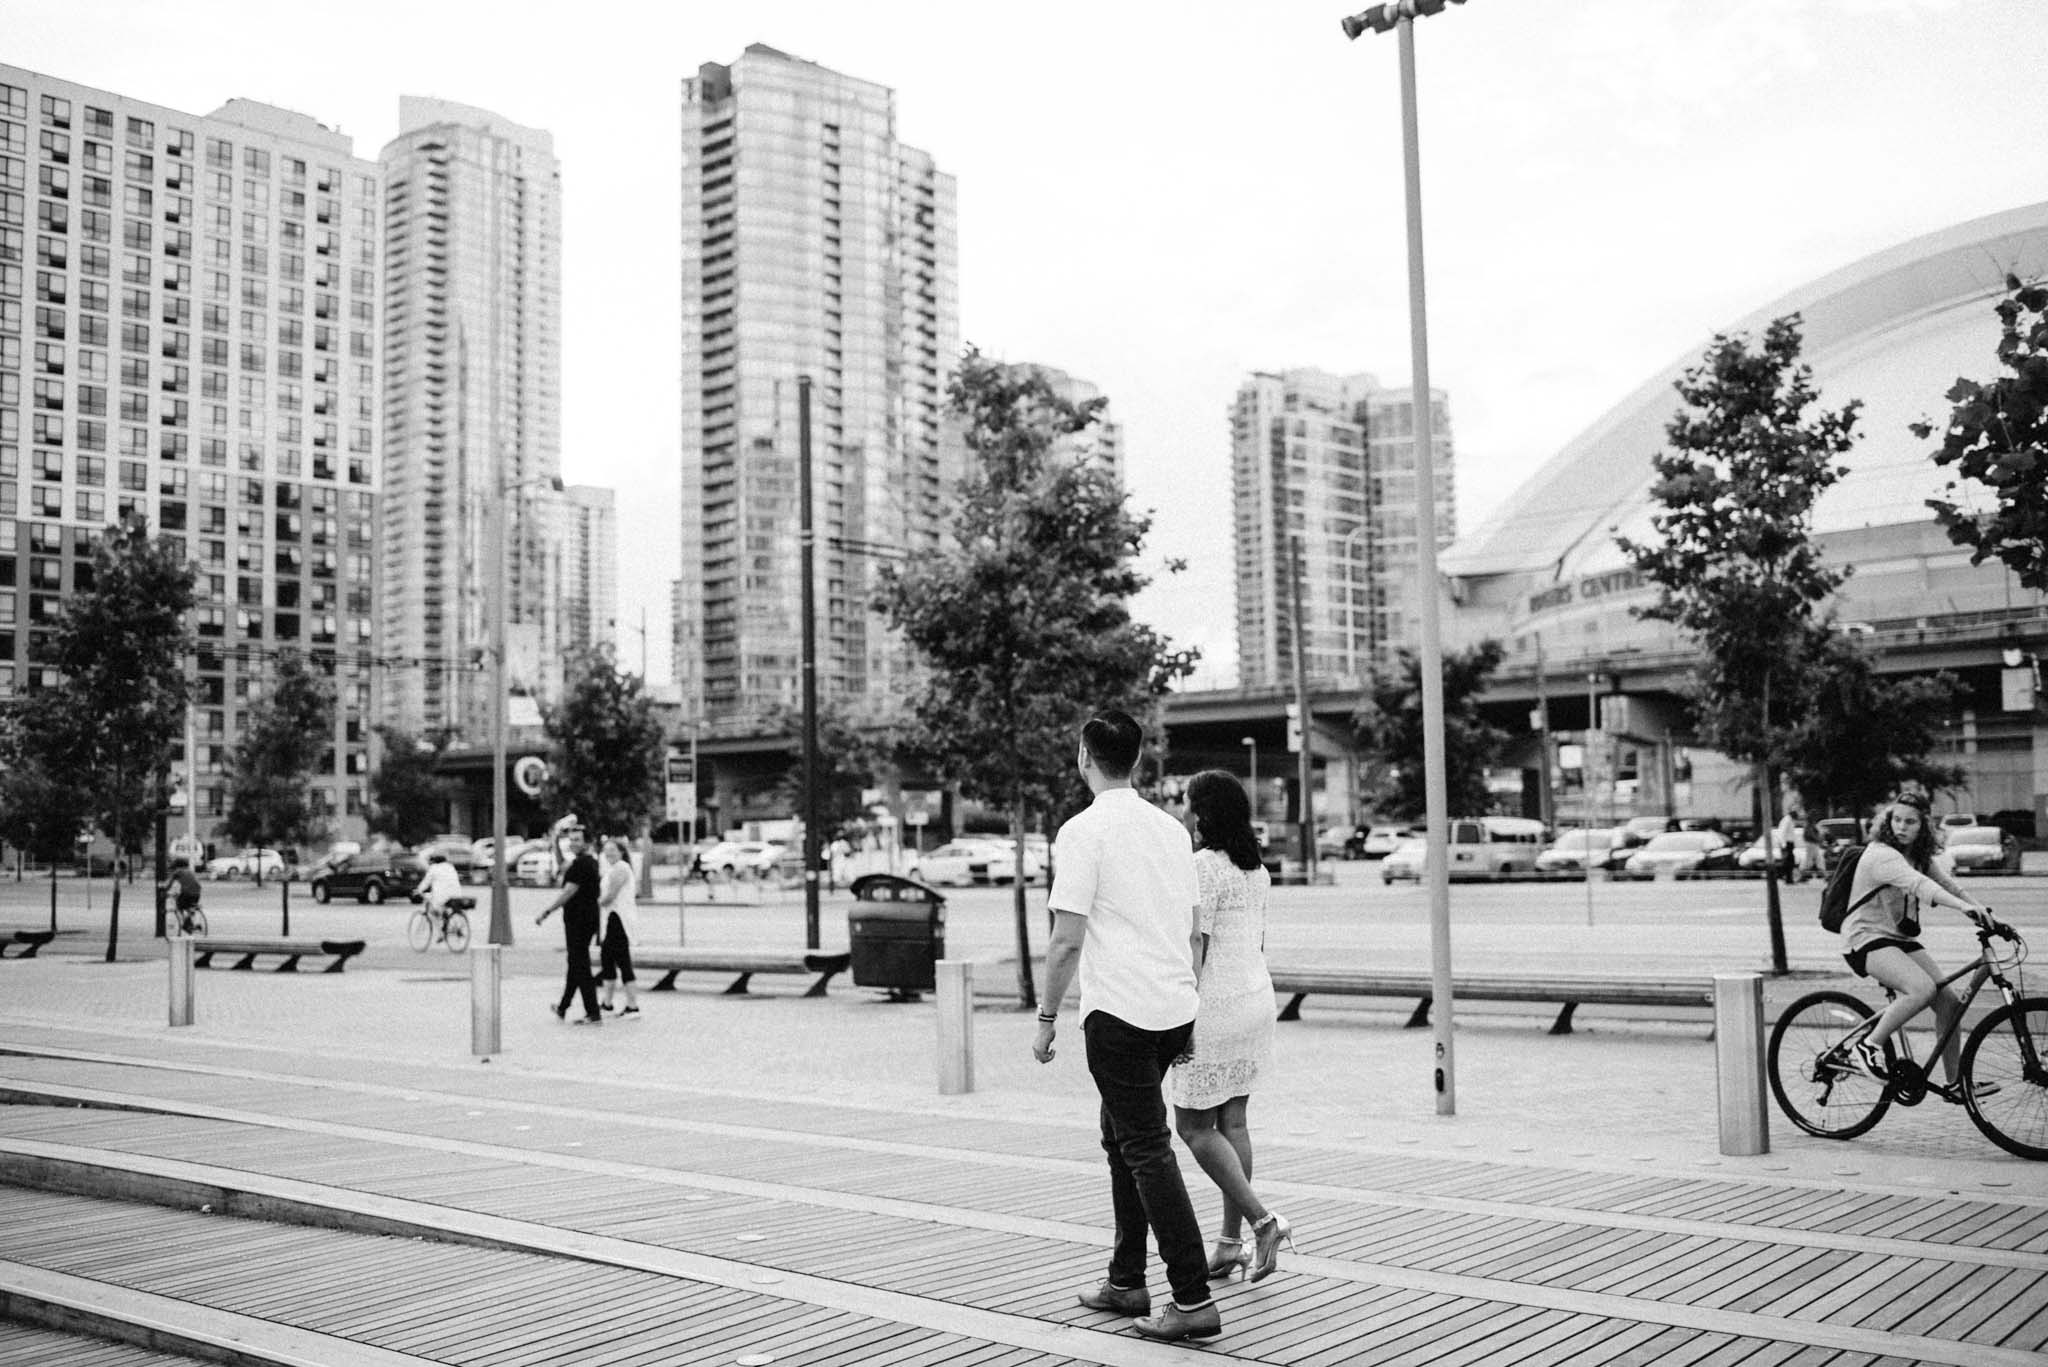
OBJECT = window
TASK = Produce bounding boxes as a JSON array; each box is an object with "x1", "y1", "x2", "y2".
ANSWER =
[
  {"x1": 37, "y1": 165, "x2": 67, "y2": 199},
  {"x1": 37, "y1": 129, "x2": 68, "y2": 163},
  {"x1": 206, "y1": 138, "x2": 231, "y2": 170},
  {"x1": 75, "y1": 490, "x2": 104, "y2": 523},
  {"x1": 125, "y1": 115, "x2": 153, "y2": 149},
  {"x1": 122, "y1": 149, "x2": 152, "y2": 181}
]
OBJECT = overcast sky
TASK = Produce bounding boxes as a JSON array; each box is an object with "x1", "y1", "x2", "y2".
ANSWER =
[{"x1": 11, "y1": 0, "x2": 2045, "y2": 689}]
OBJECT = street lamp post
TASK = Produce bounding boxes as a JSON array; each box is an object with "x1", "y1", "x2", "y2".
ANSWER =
[
  {"x1": 1242, "y1": 736, "x2": 1258, "y2": 819},
  {"x1": 1342, "y1": 0, "x2": 1467, "y2": 1115},
  {"x1": 481, "y1": 469, "x2": 563, "y2": 1058}
]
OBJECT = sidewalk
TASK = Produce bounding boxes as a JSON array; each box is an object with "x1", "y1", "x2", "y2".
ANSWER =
[{"x1": 3, "y1": 934, "x2": 2047, "y2": 1364}]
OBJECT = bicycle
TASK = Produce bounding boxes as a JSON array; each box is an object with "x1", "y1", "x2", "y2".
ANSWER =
[
  {"x1": 166, "y1": 902, "x2": 208, "y2": 937},
  {"x1": 406, "y1": 893, "x2": 473, "y2": 953},
  {"x1": 1768, "y1": 916, "x2": 2048, "y2": 1160}
]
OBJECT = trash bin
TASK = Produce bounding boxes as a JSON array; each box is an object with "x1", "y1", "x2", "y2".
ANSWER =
[{"x1": 847, "y1": 873, "x2": 946, "y2": 998}]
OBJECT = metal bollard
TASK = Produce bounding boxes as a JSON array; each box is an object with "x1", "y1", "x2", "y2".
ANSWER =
[
  {"x1": 1713, "y1": 972, "x2": 1769, "y2": 1156},
  {"x1": 935, "y1": 959, "x2": 974, "y2": 1095},
  {"x1": 471, "y1": 943, "x2": 502, "y2": 1058},
  {"x1": 168, "y1": 936, "x2": 194, "y2": 1028}
]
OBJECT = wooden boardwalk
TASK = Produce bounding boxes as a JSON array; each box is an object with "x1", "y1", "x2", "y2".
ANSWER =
[{"x1": 2, "y1": 1040, "x2": 2047, "y2": 1365}]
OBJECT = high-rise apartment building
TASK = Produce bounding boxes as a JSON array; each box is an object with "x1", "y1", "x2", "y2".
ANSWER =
[
  {"x1": 0, "y1": 67, "x2": 381, "y2": 834},
  {"x1": 679, "y1": 45, "x2": 959, "y2": 724},
  {"x1": 554, "y1": 482, "x2": 615, "y2": 660},
  {"x1": 1016, "y1": 362, "x2": 1123, "y2": 484},
  {"x1": 1231, "y1": 368, "x2": 1455, "y2": 688},
  {"x1": 379, "y1": 97, "x2": 562, "y2": 740}
]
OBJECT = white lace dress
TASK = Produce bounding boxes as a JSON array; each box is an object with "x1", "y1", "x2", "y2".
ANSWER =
[{"x1": 1169, "y1": 850, "x2": 1276, "y2": 1110}]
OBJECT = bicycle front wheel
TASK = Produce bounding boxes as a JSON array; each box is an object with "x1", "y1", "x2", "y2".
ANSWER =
[
  {"x1": 444, "y1": 909, "x2": 471, "y2": 952},
  {"x1": 1769, "y1": 991, "x2": 1893, "y2": 1140},
  {"x1": 405, "y1": 909, "x2": 432, "y2": 953},
  {"x1": 186, "y1": 908, "x2": 208, "y2": 938},
  {"x1": 1961, "y1": 996, "x2": 2048, "y2": 1161}
]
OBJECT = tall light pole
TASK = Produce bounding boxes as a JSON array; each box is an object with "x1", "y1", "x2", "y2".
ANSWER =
[
  {"x1": 1342, "y1": 0, "x2": 1466, "y2": 1115},
  {"x1": 1241, "y1": 736, "x2": 1258, "y2": 819}
]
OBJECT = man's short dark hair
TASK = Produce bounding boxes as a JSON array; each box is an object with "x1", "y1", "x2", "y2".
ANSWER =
[{"x1": 1081, "y1": 709, "x2": 1144, "y2": 779}]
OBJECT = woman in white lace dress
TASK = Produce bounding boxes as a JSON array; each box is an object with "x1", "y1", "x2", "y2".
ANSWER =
[{"x1": 1170, "y1": 770, "x2": 1293, "y2": 1283}]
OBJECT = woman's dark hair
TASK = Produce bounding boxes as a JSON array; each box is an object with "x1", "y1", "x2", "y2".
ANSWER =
[
  {"x1": 1874, "y1": 800, "x2": 1936, "y2": 870},
  {"x1": 1186, "y1": 769, "x2": 1263, "y2": 871}
]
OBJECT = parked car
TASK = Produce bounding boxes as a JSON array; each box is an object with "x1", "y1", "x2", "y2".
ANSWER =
[
  {"x1": 512, "y1": 843, "x2": 561, "y2": 887},
  {"x1": 695, "y1": 840, "x2": 787, "y2": 878},
  {"x1": 1622, "y1": 830, "x2": 1734, "y2": 878},
  {"x1": 1359, "y1": 825, "x2": 1412, "y2": 860},
  {"x1": 1734, "y1": 834, "x2": 1822, "y2": 880},
  {"x1": 1534, "y1": 827, "x2": 1621, "y2": 875},
  {"x1": 1939, "y1": 811, "x2": 1979, "y2": 831},
  {"x1": 908, "y1": 839, "x2": 1020, "y2": 887},
  {"x1": 1316, "y1": 826, "x2": 1357, "y2": 860},
  {"x1": 1944, "y1": 824, "x2": 2022, "y2": 874},
  {"x1": 310, "y1": 850, "x2": 426, "y2": 904},
  {"x1": 205, "y1": 848, "x2": 285, "y2": 880},
  {"x1": 1379, "y1": 837, "x2": 1427, "y2": 884}
]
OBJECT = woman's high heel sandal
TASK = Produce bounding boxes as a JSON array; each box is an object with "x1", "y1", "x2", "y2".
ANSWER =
[
  {"x1": 1250, "y1": 1212, "x2": 1294, "y2": 1283},
  {"x1": 1206, "y1": 1236, "x2": 1251, "y2": 1280}
]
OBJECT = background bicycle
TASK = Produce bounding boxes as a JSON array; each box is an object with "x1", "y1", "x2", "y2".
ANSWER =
[{"x1": 406, "y1": 893, "x2": 472, "y2": 953}]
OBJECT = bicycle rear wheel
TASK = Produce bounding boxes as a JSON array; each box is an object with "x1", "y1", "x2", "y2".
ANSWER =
[
  {"x1": 1960, "y1": 997, "x2": 2048, "y2": 1161},
  {"x1": 405, "y1": 909, "x2": 432, "y2": 953},
  {"x1": 444, "y1": 909, "x2": 471, "y2": 952},
  {"x1": 1769, "y1": 991, "x2": 1893, "y2": 1139},
  {"x1": 187, "y1": 907, "x2": 207, "y2": 937}
]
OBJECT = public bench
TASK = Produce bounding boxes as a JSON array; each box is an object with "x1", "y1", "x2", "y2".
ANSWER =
[
  {"x1": 634, "y1": 949, "x2": 852, "y2": 998},
  {"x1": 191, "y1": 937, "x2": 367, "y2": 973},
  {"x1": 0, "y1": 930, "x2": 56, "y2": 959},
  {"x1": 1265, "y1": 967, "x2": 1716, "y2": 1035}
]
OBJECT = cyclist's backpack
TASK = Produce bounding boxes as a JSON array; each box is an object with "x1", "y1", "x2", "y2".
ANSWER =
[{"x1": 1818, "y1": 844, "x2": 1879, "y2": 932}]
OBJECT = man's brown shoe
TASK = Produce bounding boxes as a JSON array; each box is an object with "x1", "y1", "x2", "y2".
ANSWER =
[
  {"x1": 1134, "y1": 1301, "x2": 1222, "y2": 1341},
  {"x1": 1077, "y1": 1281, "x2": 1150, "y2": 1316}
]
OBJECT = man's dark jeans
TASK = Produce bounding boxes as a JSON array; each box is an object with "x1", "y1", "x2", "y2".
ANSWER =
[
  {"x1": 557, "y1": 912, "x2": 601, "y2": 1019},
  {"x1": 1084, "y1": 1009, "x2": 1210, "y2": 1309}
]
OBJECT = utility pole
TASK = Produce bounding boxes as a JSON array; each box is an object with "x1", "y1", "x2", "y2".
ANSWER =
[{"x1": 798, "y1": 377, "x2": 821, "y2": 952}]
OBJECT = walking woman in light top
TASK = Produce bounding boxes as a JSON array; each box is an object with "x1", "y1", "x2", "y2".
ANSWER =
[
  {"x1": 596, "y1": 837, "x2": 641, "y2": 1016},
  {"x1": 1840, "y1": 794, "x2": 1996, "y2": 1101},
  {"x1": 1170, "y1": 769, "x2": 1293, "y2": 1282}
]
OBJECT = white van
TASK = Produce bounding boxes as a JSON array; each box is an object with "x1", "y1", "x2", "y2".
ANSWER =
[{"x1": 1446, "y1": 816, "x2": 1547, "y2": 879}]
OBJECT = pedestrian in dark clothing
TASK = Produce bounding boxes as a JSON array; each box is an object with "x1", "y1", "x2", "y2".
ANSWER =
[{"x1": 535, "y1": 826, "x2": 603, "y2": 1024}]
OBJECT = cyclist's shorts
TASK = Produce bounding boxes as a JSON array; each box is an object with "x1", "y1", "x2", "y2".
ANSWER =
[
  {"x1": 1845, "y1": 936, "x2": 1922, "y2": 977},
  {"x1": 175, "y1": 893, "x2": 201, "y2": 910}
]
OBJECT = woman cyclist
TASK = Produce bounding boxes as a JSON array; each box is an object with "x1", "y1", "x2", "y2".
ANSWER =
[{"x1": 1841, "y1": 793, "x2": 1998, "y2": 1102}]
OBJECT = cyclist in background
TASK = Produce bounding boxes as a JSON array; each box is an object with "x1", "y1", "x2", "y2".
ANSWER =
[
  {"x1": 161, "y1": 859, "x2": 203, "y2": 933},
  {"x1": 412, "y1": 852, "x2": 464, "y2": 942},
  {"x1": 1840, "y1": 793, "x2": 1997, "y2": 1101}
]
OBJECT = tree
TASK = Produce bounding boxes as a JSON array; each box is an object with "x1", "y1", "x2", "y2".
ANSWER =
[
  {"x1": 761, "y1": 698, "x2": 906, "y2": 834},
  {"x1": 1616, "y1": 314, "x2": 1861, "y2": 973},
  {"x1": 541, "y1": 642, "x2": 666, "y2": 841},
  {"x1": 877, "y1": 349, "x2": 1197, "y2": 1007},
  {"x1": 35, "y1": 517, "x2": 196, "y2": 962},
  {"x1": 366, "y1": 725, "x2": 458, "y2": 849},
  {"x1": 1351, "y1": 641, "x2": 1508, "y2": 821},
  {"x1": 1778, "y1": 628, "x2": 1965, "y2": 818},
  {"x1": 0, "y1": 716, "x2": 91, "y2": 931},
  {"x1": 1918, "y1": 275, "x2": 2048, "y2": 587},
  {"x1": 220, "y1": 649, "x2": 335, "y2": 930}
]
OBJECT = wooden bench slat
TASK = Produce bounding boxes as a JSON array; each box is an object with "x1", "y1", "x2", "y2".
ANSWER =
[
  {"x1": 635, "y1": 949, "x2": 851, "y2": 998},
  {"x1": 191, "y1": 937, "x2": 365, "y2": 973},
  {"x1": 1267, "y1": 967, "x2": 1715, "y2": 1033}
]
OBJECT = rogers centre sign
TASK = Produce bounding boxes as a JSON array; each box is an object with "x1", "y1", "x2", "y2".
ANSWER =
[{"x1": 1527, "y1": 568, "x2": 1648, "y2": 617}]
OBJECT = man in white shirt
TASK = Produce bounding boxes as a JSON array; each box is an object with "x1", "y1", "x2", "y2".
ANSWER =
[{"x1": 1032, "y1": 709, "x2": 1217, "y2": 1343}]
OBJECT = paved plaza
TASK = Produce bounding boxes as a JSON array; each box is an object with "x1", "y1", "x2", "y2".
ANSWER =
[{"x1": 1, "y1": 871, "x2": 2046, "y2": 1364}]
